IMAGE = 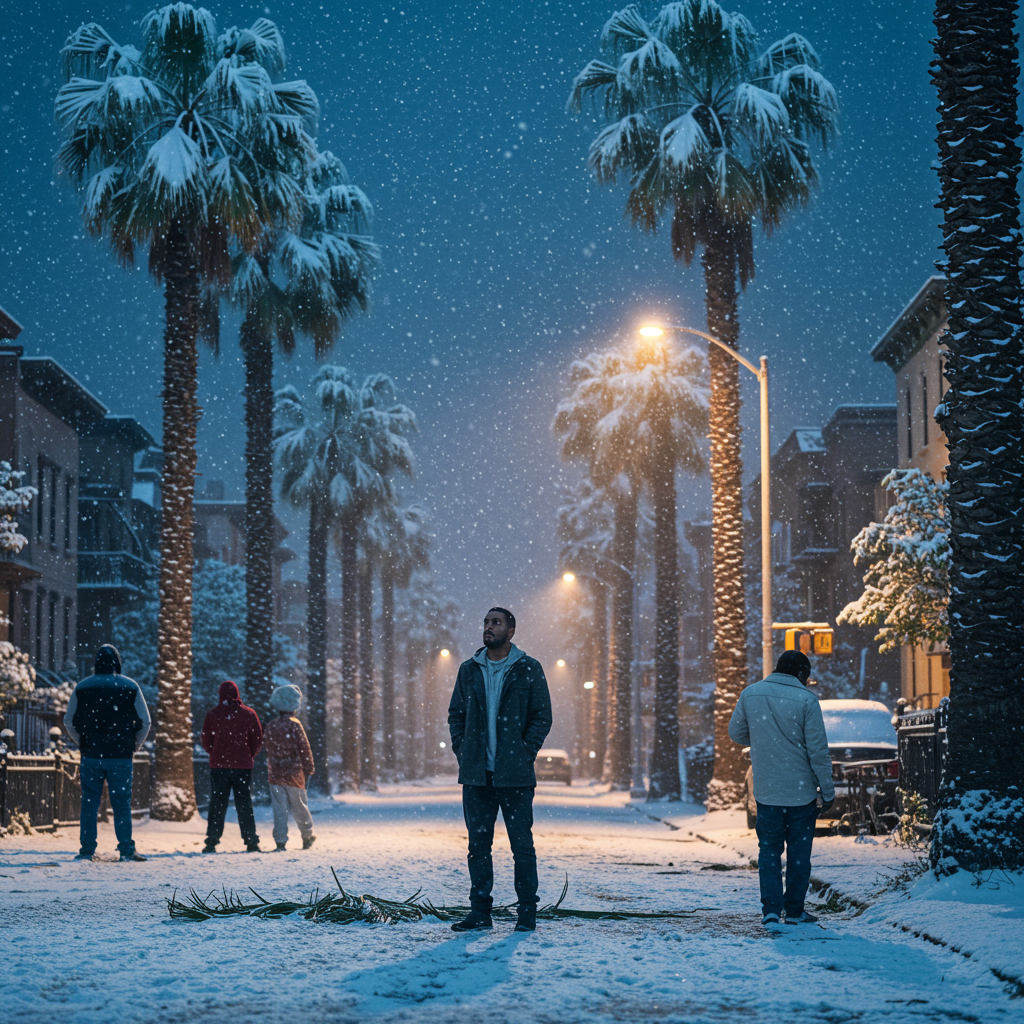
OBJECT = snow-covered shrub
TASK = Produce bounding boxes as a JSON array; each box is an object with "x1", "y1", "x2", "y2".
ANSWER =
[
  {"x1": 838, "y1": 469, "x2": 949, "y2": 654},
  {"x1": 0, "y1": 640, "x2": 36, "y2": 711},
  {"x1": 3, "y1": 809, "x2": 34, "y2": 836},
  {"x1": 931, "y1": 787, "x2": 1024, "y2": 878},
  {"x1": 0, "y1": 461, "x2": 36, "y2": 556},
  {"x1": 30, "y1": 679, "x2": 76, "y2": 715},
  {"x1": 895, "y1": 788, "x2": 931, "y2": 849}
]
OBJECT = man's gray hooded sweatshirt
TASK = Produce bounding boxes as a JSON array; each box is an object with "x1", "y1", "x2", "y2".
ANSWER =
[
  {"x1": 728, "y1": 671, "x2": 835, "y2": 807},
  {"x1": 448, "y1": 644, "x2": 552, "y2": 787},
  {"x1": 64, "y1": 645, "x2": 151, "y2": 759}
]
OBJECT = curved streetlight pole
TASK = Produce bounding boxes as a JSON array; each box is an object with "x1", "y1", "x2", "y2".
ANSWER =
[
  {"x1": 562, "y1": 558, "x2": 646, "y2": 798},
  {"x1": 639, "y1": 324, "x2": 773, "y2": 679}
]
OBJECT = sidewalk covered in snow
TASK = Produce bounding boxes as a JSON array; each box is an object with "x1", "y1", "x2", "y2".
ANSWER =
[{"x1": 2, "y1": 781, "x2": 1020, "y2": 1023}]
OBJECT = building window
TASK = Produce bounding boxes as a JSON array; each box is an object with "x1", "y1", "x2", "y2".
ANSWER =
[
  {"x1": 922, "y1": 373, "x2": 929, "y2": 447},
  {"x1": 49, "y1": 466, "x2": 59, "y2": 547},
  {"x1": 63, "y1": 599, "x2": 73, "y2": 667},
  {"x1": 36, "y1": 457, "x2": 46, "y2": 538},
  {"x1": 64, "y1": 478, "x2": 73, "y2": 552},
  {"x1": 905, "y1": 387, "x2": 913, "y2": 459},
  {"x1": 48, "y1": 593, "x2": 58, "y2": 669},
  {"x1": 35, "y1": 588, "x2": 45, "y2": 665}
]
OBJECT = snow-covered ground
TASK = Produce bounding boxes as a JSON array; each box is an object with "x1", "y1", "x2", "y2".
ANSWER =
[{"x1": 2, "y1": 780, "x2": 1021, "y2": 1023}]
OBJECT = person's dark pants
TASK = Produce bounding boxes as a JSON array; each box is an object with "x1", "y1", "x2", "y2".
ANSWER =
[
  {"x1": 755, "y1": 800, "x2": 818, "y2": 918},
  {"x1": 462, "y1": 773, "x2": 538, "y2": 910},
  {"x1": 206, "y1": 768, "x2": 259, "y2": 847},
  {"x1": 79, "y1": 757, "x2": 135, "y2": 857}
]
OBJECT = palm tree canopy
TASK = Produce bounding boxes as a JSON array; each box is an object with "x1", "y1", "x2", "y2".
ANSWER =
[
  {"x1": 569, "y1": 0, "x2": 837, "y2": 284},
  {"x1": 231, "y1": 149, "x2": 381, "y2": 355},
  {"x1": 557, "y1": 478, "x2": 615, "y2": 574},
  {"x1": 553, "y1": 338, "x2": 709, "y2": 489},
  {"x1": 366, "y1": 502, "x2": 431, "y2": 586},
  {"x1": 274, "y1": 366, "x2": 416, "y2": 519},
  {"x1": 56, "y1": 4, "x2": 317, "y2": 278}
]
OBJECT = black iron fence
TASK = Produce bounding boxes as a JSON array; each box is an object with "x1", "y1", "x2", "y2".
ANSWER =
[
  {"x1": 895, "y1": 696, "x2": 949, "y2": 817},
  {"x1": 0, "y1": 750, "x2": 211, "y2": 831}
]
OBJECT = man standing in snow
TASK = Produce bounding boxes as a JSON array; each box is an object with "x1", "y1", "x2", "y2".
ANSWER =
[
  {"x1": 64, "y1": 644, "x2": 151, "y2": 862},
  {"x1": 447, "y1": 607, "x2": 552, "y2": 933},
  {"x1": 200, "y1": 680, "x2": 264, "y2": 853},
  {"x1": 728, "y1": 650, "x2": 835, "y2": 928}
]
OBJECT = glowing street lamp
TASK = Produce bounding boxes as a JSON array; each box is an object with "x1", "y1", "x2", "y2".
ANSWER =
[
  {"x1": 556, "y1": 658, "x2": 566, "y2": 668},
  {"x1": 639, "y1": 321, "x2": 773, "y2": 678},
  {"x1": 440, "y1": 649, "x2": 450, "y2": 658},
  {"x1": 562, "y1": 572, "x2": 576, "y2": 583}
]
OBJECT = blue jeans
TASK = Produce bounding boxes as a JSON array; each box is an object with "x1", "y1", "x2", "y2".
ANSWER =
[
  {"x1": 755, "y1": 800, "x2": 818, "y2": 918},
  {"x1": 462, "y1": 773, "x2": 538, "y2": 909},
  {"x1": 79, "y1": 757, "x2": 135, "y2": 857}
]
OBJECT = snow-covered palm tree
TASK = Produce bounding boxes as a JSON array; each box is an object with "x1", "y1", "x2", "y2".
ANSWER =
[
  {"x1": 369, "y1": 503, "x2": 430, "y2": 778},
  {"x1": 231, "y1": 147, "x2": 379, "y2": 718},
  {"x1": 56, "y1": 7, "x2": 316, "y2": 819},
  {"x1": 931, "y1": 0, "x2": 1024, "y2": 874},
  {"x1": 570, "y1": 1, "x2": 837, "y2": 805},
  {"x1": 557, "y1": 479, "x2": 614, "y2": 777},
  {"x1": 274, "y1": 368, "x2": 414, "y2": 791}
]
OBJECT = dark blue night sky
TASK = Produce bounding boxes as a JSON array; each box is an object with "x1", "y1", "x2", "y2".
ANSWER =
[{"x1": 1, "y1": 1, "x2": 943, "y2": 670}]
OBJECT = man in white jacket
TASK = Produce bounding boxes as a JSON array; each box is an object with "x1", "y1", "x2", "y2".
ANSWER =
[{"x1": 728, "y1": 650, "x2": 835, "y2": 928}]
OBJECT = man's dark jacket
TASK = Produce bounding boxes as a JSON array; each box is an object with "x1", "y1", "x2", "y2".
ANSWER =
[{"x1": 447, "y1": 648, "x2": 552, "y2": 787}]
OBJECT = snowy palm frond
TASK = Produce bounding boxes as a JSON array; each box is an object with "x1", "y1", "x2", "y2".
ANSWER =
[
  {"x1": 207, "y1": 59, "x2": 274, "y2": 120},
  {"x1": 217, "y1": 18, "x2": 286, "y2": 76},
  {"x1": 141, "y1": 4, "x2": 217, "y2": 98},
  {"x1": 588, "y1": 114, "x2": 658, "y2": 184},
  {"x1": 772, "y1": 65, "x2": 838, "y2": 146},
  {"x1": 61, "y1": 23, "x2": 139, "y2": 78},
  {"x1": 757, "y1": 33, "x2": 820, "y2": 79},
  {"x1": 567, "y1": 60, "x2": 618, "y2": 113},
  {"x1": 601, "y1": 6, "x2": 652, "y2": 57},
  {"x1": 660, "y1": 109, "x2": 710, "y2": 177},
  {"x1": 82, "y1": 165, "x2": 123, "y2": 234},
  {"x1": 752, "y1": 136, "x2": 814, "y2": 232},
  {"x1": 209, "y1": 157, "x2": 261, "y2": 249},
  {"x1": 129, "y1": 126, "x2": 207, "y2": 227},
  {"x1": 652, "y1": 1, "x2": 758, "y2": 76},
  {"x1": 274, "y1": 81, "x2": 320, "y2": 129},
  {"x1": 731, "y1": 83, "x2": 788, "y2": 144},
  {"x1": 55, "y1": 76, "x2": 161, "y2": 129},
  {"x1": 713, "y1": 149, "x2": 756, "y2": 220},
  {"x1": 230, "y1": 252, "x2": 268, "y2": 307},
  {"x1": 618, "y1": 36, "x2": 681, "y2": 94},
  {"x1": 318, "y1": 183, "x2": 374, "y2": 227}
]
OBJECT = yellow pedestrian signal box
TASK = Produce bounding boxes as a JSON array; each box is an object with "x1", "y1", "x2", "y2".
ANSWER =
[{"x1": 776, "y1": 622, "x2": 834, "y2": 657}]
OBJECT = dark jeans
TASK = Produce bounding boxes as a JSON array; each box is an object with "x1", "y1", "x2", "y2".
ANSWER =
[
  {"x1": 755, "y1": 800, "x2": 818, "y2": 918},
  {"x1": 462, "y1": 773, "x2": 538, "y2": 910},
  {"x1": 206, "y1": 768, "x2": 259, "y2": 847},
  {"x1": 79, "y1": 757, "x2": 135, "y2": 857}
]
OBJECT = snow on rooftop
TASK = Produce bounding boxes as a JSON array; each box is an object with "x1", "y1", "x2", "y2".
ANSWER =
[{"x1": 794, "y1": 429, "x2": 825, "y2": 452}]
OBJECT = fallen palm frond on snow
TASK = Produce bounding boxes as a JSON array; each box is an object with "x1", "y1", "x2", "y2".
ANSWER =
[{"x1": 166, "y1": 868, "x2": 703, "y2": 926}]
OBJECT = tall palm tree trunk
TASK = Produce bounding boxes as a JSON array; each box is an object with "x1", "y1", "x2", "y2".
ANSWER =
[
  {"x1": 648, "y1": 441, "x2": 682, "y2": 800},
  {"x1": 404, "y1": 646, "x2": 418, "y2": 779},
  {"x1": 380, "y1": 570, "x2": 396, "y2": 777},
  {"x1": 152, "y1": 226, "x2": 199, "y2": 821},
  {"x1": 358, "y1": 556, "x2": 376, "y2": 789},
  {"x1": 608, "y1": 487, "x2": 638, "y2": 789},
  {"x1": 930, "y1": 0, "x2": 1024, "y2": 874},
  {"x1": 590, "y1": 580, "x2": 609, "y2": 779},
  {"x1": 306, "y1": 492, "x2": 329, "y2": 794},
  {"x1": 242, "y1": 312, "x2": 275, "y2": 718},
  {"x1": 703, "y1": 231, "x2": 749, "y2": 809},
  {"x1": 338, "y1": 517, "x2": 360, "y2": 789}
]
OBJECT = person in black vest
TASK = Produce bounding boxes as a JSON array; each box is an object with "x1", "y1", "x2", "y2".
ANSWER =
[
  {"x1": 447, "y1": 607, "x2": 552, "y2": 932},
  {"x1": 63, "y1": 645, "x2": 151, "y2": 861}
]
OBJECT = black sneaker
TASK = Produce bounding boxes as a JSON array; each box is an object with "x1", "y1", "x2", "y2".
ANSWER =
[
  {"x1": 275, "y1": 842, "x2": 287, "y2": 852},
  {"x1": 451, "y1": 909, "x2": 493, "y2": 932},
  {"x1": 74, "y1": 852, "x2": 94, "y2": 861},
  {"x1": 202, "y1": 843, "x2": 217, "y2": 854},
  {"x1": 784, "y1": 911, "x2": 819, "y2": 925},
  {"x1": 514, "y1": 905, "x2": 537, "y2": 932},
  {"x1": 120, "y1": 851, "x2": 147, "y2": 862},
  {"x1": 245, "y1": 843, "x2": 262, "y2": 853},
  {"x1": 302, "y1": 835, "x2": 316, "y2": 850}
]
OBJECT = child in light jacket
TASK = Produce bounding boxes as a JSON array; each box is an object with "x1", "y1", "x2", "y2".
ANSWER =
[{"x1": 263, "y1": 684, "x2": 316, "y2": 851}]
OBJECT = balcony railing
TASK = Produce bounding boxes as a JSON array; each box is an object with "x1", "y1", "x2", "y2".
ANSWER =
[{"x1": 78, "y1": 551, "x2": 154, "y2": 594}]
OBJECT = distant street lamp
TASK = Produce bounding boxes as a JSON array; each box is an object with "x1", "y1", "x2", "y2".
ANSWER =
[
  {"x1": 561, "y1": 556, "x2": 646, "y2": 798},
  {"x1": 439, "y1": 649, "x2": 450, "y2": 659},
  {"x1": 639, "y1": 323, "x2": 773, "y2": 678}
]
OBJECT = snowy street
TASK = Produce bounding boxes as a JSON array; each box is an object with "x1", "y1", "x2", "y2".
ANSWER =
[{"x1": 2, "y1": 781, "x2": 1021, "y2": 1024}]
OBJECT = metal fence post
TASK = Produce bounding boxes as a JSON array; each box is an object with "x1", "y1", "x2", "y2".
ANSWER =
[{"x1": 0, "y1": 751, "x2": 7, "y2": 829}]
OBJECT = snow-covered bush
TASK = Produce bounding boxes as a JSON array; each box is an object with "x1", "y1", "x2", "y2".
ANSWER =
[
  {"x1": 0, "y1": 461, "x2": 36, "y2": 556},
  {"x1": 838, "y1": 469, "x2": 949, "y2": 654},
  {"x1": 0, "y1": 639, "x2": 36, "y2": 711}
]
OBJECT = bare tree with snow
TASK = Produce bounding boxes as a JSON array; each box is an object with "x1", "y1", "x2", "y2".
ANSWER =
[
  {"x1": 56, "y1": 6, "x2": 316, "y2": 819},
  {"x1": 569, "y1": 0, "x2": 837, "y2": 807}
]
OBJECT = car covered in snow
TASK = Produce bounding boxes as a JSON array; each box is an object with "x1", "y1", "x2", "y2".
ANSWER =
[
  {"x1": 535, "y1": 748, "x2": 573, "y2": 785},
  {"x1": 744, "y1": 699, "x2": 898, "y2": 830}
]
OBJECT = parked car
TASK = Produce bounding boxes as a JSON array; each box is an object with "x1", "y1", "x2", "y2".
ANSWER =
[
  {"x1": 744, "y1": 699, "x2": 898, "y2": 830},
  {"x1": 535, "y1": 748, "x2": 573, "y2": 785}
]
